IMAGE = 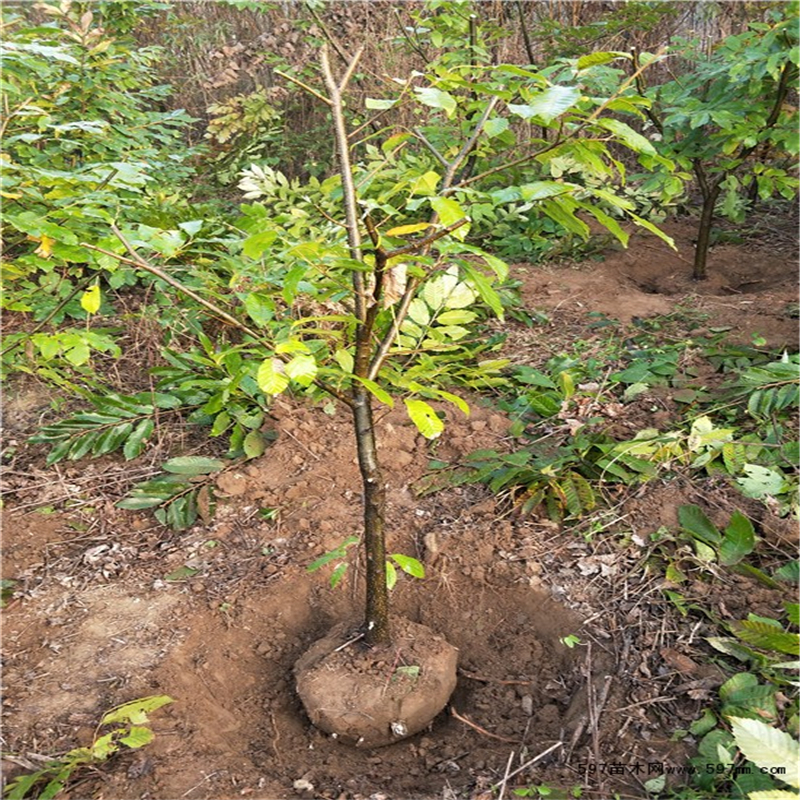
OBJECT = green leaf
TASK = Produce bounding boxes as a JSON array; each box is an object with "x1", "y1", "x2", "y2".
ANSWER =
[
  {"x1": 577, "y1": 51, "x2": 631, "y2": 70},
  {"x1": 430, "y1": 196, "x2": 469, "y2": 240},
  {"x1": 596, "y1": 118, "x2": 657, "y2": 154},
  {"x1": 415, "y1": 86, "x2": 457, "y2": 117},
  {"x1": 353, "y1": 375, "x2": 394, "y2": 407},
  {"x1": 162, "y1": 456, "x2": 225, "y2": 475},
  {"x1": 507, "y1": 85, "x2": 581, "y2": 123},
  {"x1": 785, "y1": 603, "x2": 799, "y2": 627},
  {"x1": 483, "y1": 117, "x2": 509, "y2": 137},
  {"x1": 737, "y1": 464, "x2": 786, "y2": 498},
  {"x1": 284, "y1": 353, "x2": 318, "y2": 386},
  {"x1": 333, "y1": 348, "x2": 354, "y2": 373},
  {"x1": 462, "y1": 264, "x2": 503, "y2": 320},
  {"x1": 774, "y1": 561, "x2": 800, "y2": 583},
  {"x1": 409, "y1": 171, "x2": 441, "y2": 196},
  {"x1": 119, "y1": 725, "x2": 155, "y2": 749},
  {"x1": 678, "y1": 504, "x2": 721, "y2": 546},
  {"x1": 117, "y1": 495, "x2": 167, "y2": 510},
  {"x1": 101, "y1": 695, "x2": 174, "y2": 726},
  {"x1": 404, "y1": 398, "x2": 444, "y2": 439},
  {"x1": 689, "y1": 709, "x2": 718, "y2": 736},
  {"x1": 243, "y1": 430, "x2": 266, "y2": 459},
  {"x1": 386, "y1": 560, "x2": 397, "y2": 591},
  {"x1": 80, "y1": 285, "x2": 101, "y2": 314},
  {"x1": 365, "y1": 97, "x2": 397, "y2": 110},
  {"x1": 390, "y1": 553, "x2": 425, "y2": 579},
  {"x1": 242, "y1": 229, "x2": 278, "y2": 259},
  {"x1": 719, "y1": 511, "x2": 756, "y2": 566},
  {"x1": 731, "y1": 620, "x2": 800, "y2": 656},
  {"x1": 729, "y1": 717, "x2": 800, "y2": 789},
  {"x1": 257, "y1": 358, "x2": 289, "y2": 396},
  {"x1": 123, "y1": 419, "x2": 154, "y2": 460}
]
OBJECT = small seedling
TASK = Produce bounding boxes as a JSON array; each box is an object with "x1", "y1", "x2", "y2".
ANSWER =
[{"x1": 307, "y1": 537, "x2": 425, "y2": 590}]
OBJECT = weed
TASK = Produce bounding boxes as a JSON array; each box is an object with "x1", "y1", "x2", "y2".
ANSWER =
[{"x1": 3, "y1": 695, "x2": 173, "y2": 799}]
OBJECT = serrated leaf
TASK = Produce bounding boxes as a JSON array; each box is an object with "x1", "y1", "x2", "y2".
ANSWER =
[
  {"x1": 80, "y1": 284, "x2": 101, "y2": 314},
  {"x1": 678, "y1": 504, "x2": 721, "y2": 545},
  {"x1": 729, "y1": 717, "x2": 800, "y2": 789},
  {"x1": 257, "y1": 358, "x2": 289, "y2": 395},
  {"x1": 162, "y1": 456, "x2": 225, "y2": 475},
  {"x1": 731, "y1": 620, "x2": 800, "y2": 656},
  {"x1": 774, "y1": 561, "x2": 800, "y2": 582},
  {"x1": 508, "y1": 85, "x2": 581, "y2": 123},
  {"x1": 284, "y1": 353, "x2": 318, "y2": 386},
  {"x1": 329, "y1": 562, "x2": 348, "y2": 589},
  {"x1": 719, "y1": 511, "x2": 756, "y2": 566},
  {"x1": 785, "y1": 603, "x2": 799, "y2": 627},
  {"x1": 404, "y1": 398, "x2": 444, "y2": 439},
  {"x1": 414, "y1": 86, "x2": 457, "y2": 117},
  {"x1": 737, "y1": 464, "x2": 785, "y2": 499}
]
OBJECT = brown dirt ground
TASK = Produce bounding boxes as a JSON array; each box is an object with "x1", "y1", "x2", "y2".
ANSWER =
[{"x1": 1, "y1": 217, "x2": 797, "y2": 800}]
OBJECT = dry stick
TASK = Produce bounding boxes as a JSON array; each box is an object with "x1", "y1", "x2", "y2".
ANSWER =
[
  {"x1": 459, "y1": 669, "x2": 532, "y2": 686},
  {"x1": 450, "y1": 707, "x2": 518, "y2": 744},
  {"x1": 86, "y1": 230, "x2": 261, "y2": 340},
  {"x1": 490, "y1": 741, "x2": 564, "y2": 790},
  {"x1": 497, "y1": 750, "x2": 516, "y2": 800}
]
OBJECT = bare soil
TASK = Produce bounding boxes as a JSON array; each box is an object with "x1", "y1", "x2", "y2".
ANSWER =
[{"x1": 2, "y1": 218, "x2": 797, "y2": 799}]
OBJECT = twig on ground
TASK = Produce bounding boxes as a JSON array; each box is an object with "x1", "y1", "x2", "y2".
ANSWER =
[
  {"x1": 450, "y1": 707, "x2": 518, "y2": 744},
  {"x1": 490, "y1": 741, "x2": 564, "y2": 790},
  {"x1": 496, "y1": 750, "x2": 515, "y2": 800}
]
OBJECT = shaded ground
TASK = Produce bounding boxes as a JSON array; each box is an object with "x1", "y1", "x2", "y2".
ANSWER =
[{"x1": 2, "y1": 217, "x2": 797, "y2": 799}]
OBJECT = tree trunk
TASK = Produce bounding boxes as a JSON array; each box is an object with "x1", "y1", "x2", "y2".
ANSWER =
[
  {"x1": 352, "y1": 387, "x2": 390, "y2": 646},
  {"x1": 692, "y1": 180, "x2": 723, "y2": 281}
]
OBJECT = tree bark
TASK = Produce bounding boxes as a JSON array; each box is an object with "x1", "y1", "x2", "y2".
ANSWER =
[
  {"x1": 352, "y1": 386, "x2": 390, "y2": 646},
  {"x1": 693, "y1": 174, "x2": 723, "y2": 281}
]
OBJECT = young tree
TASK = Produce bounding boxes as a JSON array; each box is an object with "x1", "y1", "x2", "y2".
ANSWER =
[{"x1": 634, "y1": 5, "x2": 799, "y2": 280}]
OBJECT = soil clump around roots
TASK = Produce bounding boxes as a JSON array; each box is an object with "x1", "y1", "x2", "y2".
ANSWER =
[{"x1": 2, "y1": 218, "x2": 797, "y2": 799}]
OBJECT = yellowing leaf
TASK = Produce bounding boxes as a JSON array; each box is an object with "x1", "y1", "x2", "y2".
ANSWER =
[
  {"x1": 257, "y1": 358, "x2": 289, "y2": 395},
  {"x1": 35, "y1": 234, "x2": 55, "y2": 258},
  {"x1": 80, "y1": 284, "x2": 101, "y2": 314},
  {"x1": 404, "y1": 398, "x2": 444, "y2": 439},
  {"x1": 386, "y1": 223, "x2": 430, "y2": 236}
]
